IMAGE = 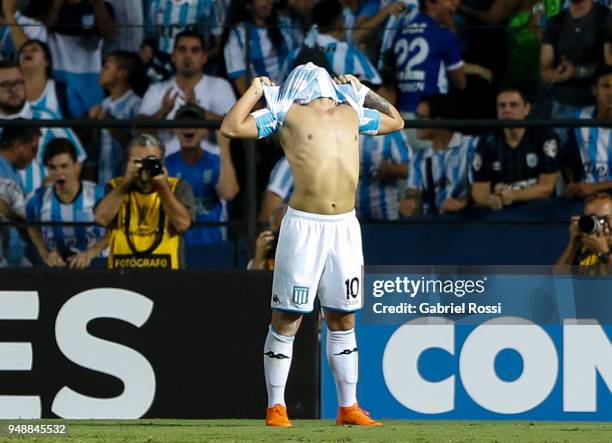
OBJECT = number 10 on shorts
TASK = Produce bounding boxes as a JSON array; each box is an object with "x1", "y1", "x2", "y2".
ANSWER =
[{"x1": 345, "y1": 277, "x2": 359, "y2": 300}]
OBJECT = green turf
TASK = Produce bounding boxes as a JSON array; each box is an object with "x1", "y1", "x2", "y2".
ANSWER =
[{"x1": 0, "y1": 420, "x2": 610, "y2": 443}]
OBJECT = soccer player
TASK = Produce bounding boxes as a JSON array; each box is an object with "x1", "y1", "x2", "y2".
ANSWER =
[
  {"x1": 220, "y1": 63, "x2": 404, "y2": 427},
  {"x1": 26, "y1": 138, "x2": 107, "y2": 269},
  {"x1": 471, "y1": 87, "x2": 560, "y2": 210},
  {"x1": 0, "y1": 60, "x2": 86, "y2": 197},
  {"x1": 564, "y1": 66, "x2": 612, "y2": 198},
  {"x1": 90, "y1": 50, "x2": 143, "y2": 185},
  {"x1": 165, "y1": 104, "x2": 239, "y2": 246},
  {"x1": 400, "y1": 94, "x2": 477, "y2": 216}
]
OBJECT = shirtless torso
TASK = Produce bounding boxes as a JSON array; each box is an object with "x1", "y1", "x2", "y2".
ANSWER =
[
  {"x1": 220, "y1": 72, "x2": 403, "y2": 216},
  {"x1": 280, "y1": 100, "x2": 360, "y2": 214}
]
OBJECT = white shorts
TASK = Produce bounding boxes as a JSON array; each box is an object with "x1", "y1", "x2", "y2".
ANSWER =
[{"x1": 271, "y1": 207, "x2": 363, "y2": 313}]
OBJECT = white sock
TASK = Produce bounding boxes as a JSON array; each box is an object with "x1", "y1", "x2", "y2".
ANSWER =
[
  {"x1": 263, "y1": 325, "x2": 294, "y2": 407},
  {"x1": 326, "y1": 328, "x2": 358, "y2": 407}
]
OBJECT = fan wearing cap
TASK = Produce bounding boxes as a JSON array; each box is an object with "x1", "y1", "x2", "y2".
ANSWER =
[
  {"x1": 221, "y1": 63, "x2": 403, "y2": 427},
  {"x1": 165, "y1": 104, "x2": 239, "y2": 246}
]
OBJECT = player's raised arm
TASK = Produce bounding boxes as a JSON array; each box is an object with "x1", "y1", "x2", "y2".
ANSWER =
[
  {"x1": 362, "y1": 86, "x2": 404, "y2": 135},
  {"x1": 220, "y1": 77, "x2": 275, "y2": 139},
  {"x1": 334, "y1": 75, "x2": 404, "y2": 135}
]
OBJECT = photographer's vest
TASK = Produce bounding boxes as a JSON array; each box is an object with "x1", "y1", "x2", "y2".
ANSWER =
[{"x1": 108, "y1": 177, "x2": 181, "y2": 270}]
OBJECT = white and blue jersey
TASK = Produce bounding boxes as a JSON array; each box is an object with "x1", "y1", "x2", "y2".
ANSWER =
[
  {"x1": 357, "y1": 131, "x2": 411, "y2": 220},
  {"x1": 572, "y1": 106, "x2": 612, "y2": 184},
  {"x1": 408, "y1": 133, "x2": 478, "y2": 214},
  {"x1": 0, "y1": 103, "x2": 86, "y2": 197},
  {"x1": 251, "y1": 107, "x2": 381, "y2": 139},
  {"x1": 224, "y1": 21, "x2": 294, "y2": 83},
  {"x1": 283, "y1": 34, "x2": 382, "y2": 84},
  {"x1": 28, "y1": 79, "x2": 87, "y2": 118},
  {"x1": 267, "y1": 156, "x2": 294, "y2": 202},
  {"x1": 278, "y1": 12, "x2": 306, "y2": 50},
  {"x1": 165, "y1": 144, "x2": 225, "y2": 245},
  {"x1": 49, "y1": 33, "x2": 104, "y2": 109},
  {"x1": 387, "y1": 12, "x2": 463, "y2": 113},
  {"x1": 98, "y1": 90, "x2": 141, "y2": 185},
  {"x1": 342, "y1": 0, "x2": 380, "y2": 43},
  {"x1": 0, "y1": 12, "x2": 47, "y2": 60},
  {"x1": 145, "y1": 0, "x2": 220, "y2": 55},
  {"x1": 26, "y1": 181, "x2": 105, "y2": 253}
]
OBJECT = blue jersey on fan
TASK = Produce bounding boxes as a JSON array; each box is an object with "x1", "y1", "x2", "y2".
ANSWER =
[
  {"x1": 145, "y1": 0, "x2": 220, "y2": 55},
  {"x1": 408, "y1": 133, "x2": 478, "y2": 214},
  {"x1": 571, "y1": 106, "x2": 612, "y2": 184},
  {"x1": 26, "y1": 181, "x2": 105, "y2": 253},
  {"x1": 165, "y1": 146, "x2": 225, "y2": 245},
  {"x1": 224, "y1": 21, "x2": 294, "y2": 83},
  {"x1": 98, "y1": 90, "x2": 142, "y2": 185},
  {"x1": 388, "y1": 12, "x2": 463, "y2": 113},
  {"x1": 357, "y1": 131, "x2": 411, "y2": 220}
]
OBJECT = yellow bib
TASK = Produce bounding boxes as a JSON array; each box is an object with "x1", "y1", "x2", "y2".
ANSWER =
[{"x1": 108, "y1": 177, "x2": 182, "y2": 269}]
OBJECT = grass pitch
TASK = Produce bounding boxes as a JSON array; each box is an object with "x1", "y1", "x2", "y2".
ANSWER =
[{"x1": 2, "y1": 420, "x2": 610, "y2": 442}]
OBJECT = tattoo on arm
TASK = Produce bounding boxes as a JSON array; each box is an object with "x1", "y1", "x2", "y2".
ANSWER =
[{"x1": 364, "y1": 90, "x2": 393, "y2": 117}]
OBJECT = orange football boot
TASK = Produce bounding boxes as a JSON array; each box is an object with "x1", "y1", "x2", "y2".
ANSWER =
[
  {"x1": 265, "y1": 404, "x2": 293, "y2": 427},
  {"x1": 336, "y1": 404, "x2": 382, "y2": 426}
]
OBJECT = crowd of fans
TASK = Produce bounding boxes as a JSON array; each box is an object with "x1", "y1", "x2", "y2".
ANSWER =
[{"x1": 0, "y1": 0, "x2": 611, "y2": 268}]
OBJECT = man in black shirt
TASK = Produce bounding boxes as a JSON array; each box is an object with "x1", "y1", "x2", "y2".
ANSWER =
[
  {"x1": 540, "y1": 0, "x2": 612, "y2": 145},
  {"x1": 472, "y1": 87, "x2": 560, "y2": 210}
]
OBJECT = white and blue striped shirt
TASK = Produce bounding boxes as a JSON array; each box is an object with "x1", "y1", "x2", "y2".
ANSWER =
[
  {"x1": 0, "y1": 103, "x2": 86, "y2": 197},
  {"x1": 573, "y1": 106, "x2": 612, "y2": 184},
  {"x1": 0, "y1": 12, "x2": 47, "y2": 60},
  {"x1": 26, "y1": 181, "x2": 105, "y2": 253},
  {"x1": 283, "y1": 34, "x2": 382, "y2": 84},
  {"x1": 357, "y1": 131, "x2": 411, "y2": 220},
  {"x1": 224, "y1": 22, "x2": 294, "y2": 83},
  {"x1": 98, "y1": 90, "x2": 142, "y2": 185},
  {"x1": 49, "y1": 33, "x2": 104, "y2": 109},
  {"x1": 408, "y1": 133, "x2": 478, "y2": 213},
  {"x1": 146, "y1": 0, "x2": 220, "y2": 55},
  {"x1": 267, "y1": 156, "x2": 294, "y2": 201},
  {"x1": 28, "y1": 79, "x2": 87, "y2": 119}
]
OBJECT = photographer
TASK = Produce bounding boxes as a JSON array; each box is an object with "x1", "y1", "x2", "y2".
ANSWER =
[
  {"x1": 556, "y1": 193, "x2": 612, "y2": 267},
  {"x1": 248, "y1": 204, "x2": 287, "y2": 270},
  {"x1": 94, "y1": 134, "x2": 196, "y2": 270}
]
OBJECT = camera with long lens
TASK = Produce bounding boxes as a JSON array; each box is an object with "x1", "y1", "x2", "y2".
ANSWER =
[
  {"x1": 140, "y1": 156, "x2": 163, "y2": 177},
  {"x1": 578, "y1": 215, "x2": 609, "y2": 235}
]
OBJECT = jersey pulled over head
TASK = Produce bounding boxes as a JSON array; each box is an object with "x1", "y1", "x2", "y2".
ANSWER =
[
  {"x1": 280, "y1": 62, "x2": 340, "y2": 105},
  {"x1": 250, "y1": 63, "x2": 381, "y2": 139},
  {"x1": 261, "y1": 62, "x2": 367, "y2": 125}
]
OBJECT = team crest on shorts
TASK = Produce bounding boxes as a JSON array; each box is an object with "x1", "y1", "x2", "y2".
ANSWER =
[{"x1": 292, "y1": 286, "x2": 309, "y2": 305}]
